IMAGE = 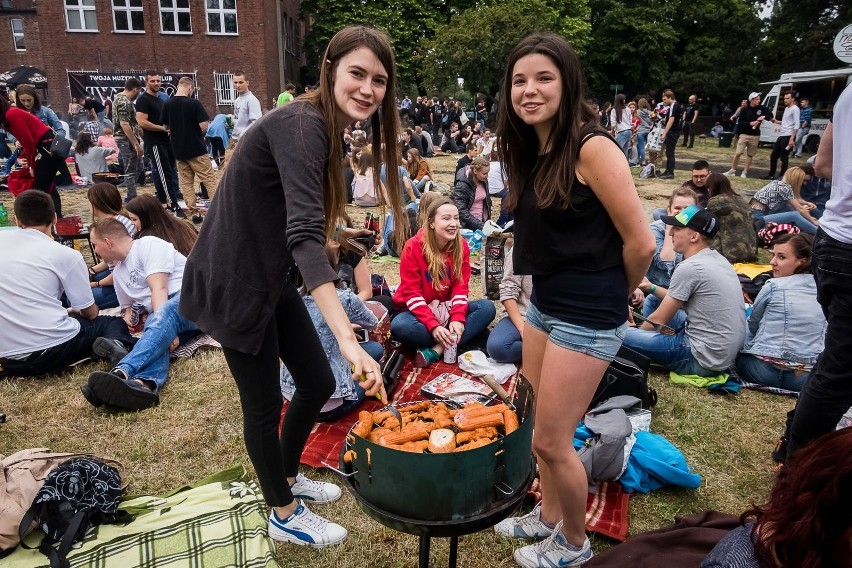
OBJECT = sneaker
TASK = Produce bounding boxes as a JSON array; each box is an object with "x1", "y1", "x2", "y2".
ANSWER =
[
  {"x1": 761, "y1": 174, "x2": 775, "y2": 180},
  {"x1": 723, "y1": 169, "x2": 736, "y2": 176},
  {"x1": 172, "y1": 205, "x2": 187, "y2": 219},
  {"x1": 740, "y1": 170, "x2": 749, "y2": 178},
  {"x1": 414, "y1": 348, "x2": 440, "y2": 368},
  {"x1": 495, "y1": 502, "x2": 554, "y2": 539},
  {"x1": 267, "y1": 501, "x2": 347, "y2": 547},
  {"x1": 87, "y1": 371, "x2": 159, "y2": 411},
  {"x1": 92, "y1": 337, "x2": 129, "y2": 367},
  {"x1": 771, "y1": 436, "x2": 788, "y2": 464},
  {"x1": 657, "y1": 172, "x2": 674, "y2": 180},
  {"x1": 290, "y1": 472, "x2": 342, "y2": 504},
  {"x1": 513, "y1": 522, "x2": 592, "y2": 568},
  {"x1": 177, "y1": 200, "x2": 188, "y2": 210},
  {"x1": 80, "y1": 384, "x2": 103, "y2": 407}
]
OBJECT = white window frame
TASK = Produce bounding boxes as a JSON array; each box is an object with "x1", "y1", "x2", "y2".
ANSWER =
[
  {"x1": 205, "y1": 0, "x2": 238, "y2": 36},
  {"x1": 214, "y1": 72, "x2": 237, "y2": 105},
  {"x1": 111, "y1": 0, "x2": 145, "y2": 34},
  {"x1": 159, "y1": 0, "x2": 192, "y2": 35},
  {"x1": 10, "y1": 18, "x2": 25, "y2": 51},
  {"x1": 64, "y1": 0, "x2": 98, "y2": 32}
]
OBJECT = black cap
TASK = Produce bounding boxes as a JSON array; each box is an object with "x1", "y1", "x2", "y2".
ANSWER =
[{"x1": 660, "y1": 205, "x2": 720, "y2": 238}]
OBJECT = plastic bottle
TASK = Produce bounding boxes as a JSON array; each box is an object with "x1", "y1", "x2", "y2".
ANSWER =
[
  {"x1": 468, "y1": 229, "x2": 484, "y2": 253},
  {"x1": 0, "y1": 203, "x2": 8, "y2": 227}
]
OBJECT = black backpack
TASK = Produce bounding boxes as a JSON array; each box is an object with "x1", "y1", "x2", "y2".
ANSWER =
[
  {"x1": 590, "y1": 345, "x2": 658, "y2": 410},
  {"x1": 18, "y1": 457, "x2": 130, "y2": 568}
]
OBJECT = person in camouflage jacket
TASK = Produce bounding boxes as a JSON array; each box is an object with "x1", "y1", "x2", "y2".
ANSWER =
[{"x1": 705, "y1": 173, "x2": 758, "y2": 263}]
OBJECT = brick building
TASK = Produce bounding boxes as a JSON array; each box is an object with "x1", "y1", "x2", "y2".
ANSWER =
[{"x1": 0, "y1": 0, "x2": 308, "y2": 117}]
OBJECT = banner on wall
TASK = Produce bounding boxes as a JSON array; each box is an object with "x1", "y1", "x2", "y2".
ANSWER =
[{"x1": 67, "y1": 71, "x2": 197, "y2": 101}]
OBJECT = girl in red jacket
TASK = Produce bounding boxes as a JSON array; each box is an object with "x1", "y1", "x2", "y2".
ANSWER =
[
  {"x1": 0, "y1": 96, "x2": 66, "y2": 216},
  {"x1": 392, "y1": 197, "x2": 495, "y2": 367}
]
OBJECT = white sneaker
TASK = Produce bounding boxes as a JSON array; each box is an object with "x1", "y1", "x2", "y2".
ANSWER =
[
  {"x1": 723, "y1": 169, "x2": 736, "y2": 176},
  {"x1": 177, "y1": 200, "x2": 188, "y2": 210},
  {"x1": 290, "y1": 472, "x2": 342, "y2": 503},
  {"x1": 740, "y1": 170, "x2": 748, "y2": 178},
  {"x1": 513, "y1": 522, "x2": 593, "y2": 567},
  {"x1": 267, "y1": 501, "x2": 347, "y2": 547},
  {"x1": 495, "y1": 502, "x2": 555, "y2": 540}
]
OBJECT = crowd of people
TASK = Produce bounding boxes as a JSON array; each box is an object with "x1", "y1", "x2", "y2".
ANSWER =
[{"x1": 1, "y1": 24, "x2": 850, "y2": 568}]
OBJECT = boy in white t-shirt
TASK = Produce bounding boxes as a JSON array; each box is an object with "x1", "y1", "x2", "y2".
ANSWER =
[
  {"x1": 83, "y1": 218, "x2": 199, "y2": 410},
  {"x1": 0, "y1": 191, "x2": 133, "y2": 378}
]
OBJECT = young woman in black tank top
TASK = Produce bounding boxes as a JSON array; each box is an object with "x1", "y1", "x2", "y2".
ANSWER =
[{"x1": 494, "y1": 34, "x2": 655, "y2": 567}]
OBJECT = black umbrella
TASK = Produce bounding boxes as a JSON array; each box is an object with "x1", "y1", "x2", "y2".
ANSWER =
[{"x1": 0, "y1": 66, "x2": 48, "y2": 88}]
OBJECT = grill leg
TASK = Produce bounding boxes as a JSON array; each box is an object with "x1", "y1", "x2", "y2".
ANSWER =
[
  {"x1": 418, "y1": 535, "x2": 430, "y2": 568},
  {"x1": 448, "y1": 536, "x2": 458, "y2": 568}
]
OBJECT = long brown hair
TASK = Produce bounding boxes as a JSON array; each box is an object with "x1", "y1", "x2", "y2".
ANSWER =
[
  {"x1": 743, "y1": 427, "x2": 852, "y2": 568},
  {"x1": 126, "y1": 195, "x2": 198, "y2": 256},
  {"x1": 497, "y1": 33, "x2": 603, "y2": 212},
  {"x1": 87, "y1": 182, "x2": 124, "y2": 217},
  {"x1": 302, "y1": 26, "x2": 408, "y2": 251},
  {"x1": 705, "y1": 172, "x2": 739, "y2": 198},
  {"x1": 15, "y1": 84, "x2": 41, "y2": 112},
  {"x1": 421, "y1": 197, "x2": 463, "y2": 292}
]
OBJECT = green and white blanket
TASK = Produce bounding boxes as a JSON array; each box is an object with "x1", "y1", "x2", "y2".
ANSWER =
[{"x1": 6, "y1": 465, "x2": 276, "y2": 568}]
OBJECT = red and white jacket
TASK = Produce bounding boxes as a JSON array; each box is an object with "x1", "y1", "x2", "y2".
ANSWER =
[{"x1": 393, "y1": 228, "x2": 471, "y2": 331}]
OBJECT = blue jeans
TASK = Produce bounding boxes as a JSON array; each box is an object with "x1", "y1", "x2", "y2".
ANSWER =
[
  {"x1": 752, "y1": 208, "x2": 818, "y2": 235},
  {"x1": 486, "y1": 316, "x2": 522, "y2": 363},
  {"x1": 637, "y1": 131, "x2": 648, "y2": 163},
  {"x1": 91, "y1": 269, "x2": 118, "y2": 309},
  {"x1": 615, "y1": 130, "x2": 632, "y2": 157},
  {"x1": 361, "y1": 340, "x2": 384, "y2": 362},
  {"x1": 115, "y1": 293, "x2": 198, "y2": 391},
  {"x1": 413, "y1": 178, "x2": 430, "y2": 192},
  {"x1": 623, "y1": 311, "x2": 718, "y2": 377},
  {"x1": 391, "y1": 300, "x2": 496, "y2": 349},
  {"x1": 736, "y1": 353, "x2": 808, "y2": 392},
  {"x1": 494, "y1": 187, "x2": 513, "y2": 227}
]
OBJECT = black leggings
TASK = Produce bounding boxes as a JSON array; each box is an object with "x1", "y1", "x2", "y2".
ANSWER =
[
  {"x1": 222, "y1": 284, "x2": 335, "y2": 507},
  {"x1": 34, "y1": 143, "x2": 65, "y2": 217}
]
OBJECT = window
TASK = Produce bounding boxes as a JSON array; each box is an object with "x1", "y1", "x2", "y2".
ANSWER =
[
  {"x1": 112, "y1": 0, "x2": 144, "y2": 33},
  {"x1": 65, "y1": 0, "x2": 98, "y2": 32},
  {"x1": 160, "y1": 0, "x2": 192, "y2": 34},
  {"x1": 10, "y1": 19, "x2": 25, "y2": 51},
  {"x1": 206, "y1": 0, "x2": 237, "y2": 35},
  {"x1": 214, "y1": 72, "x2": 237, "y2": 105}
]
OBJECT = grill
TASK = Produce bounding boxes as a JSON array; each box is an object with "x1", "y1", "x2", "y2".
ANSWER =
[{"x1": 331, "y1": 377, "x2": 535, "y2": 568}]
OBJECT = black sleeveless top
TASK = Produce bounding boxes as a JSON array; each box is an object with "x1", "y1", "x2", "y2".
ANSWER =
[{"x1": 512, "y1": 133, "x2": 627, "y2": 329}]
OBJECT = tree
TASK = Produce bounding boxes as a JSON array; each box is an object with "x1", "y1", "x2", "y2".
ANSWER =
[
  {"x1": 419, "y1": 0, "x2": 591, "y2": 97},
  {"x1": 300, "y1": 0, "x2": 446, "y2": 87},
  {"x1": 758, "y1": 0, "x2": 852, "y2": 77}
]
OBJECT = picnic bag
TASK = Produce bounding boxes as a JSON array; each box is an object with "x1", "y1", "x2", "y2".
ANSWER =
[
  {"x1": 481, "y1": 234, "x2": 511, "y2": 300},
  {"x1": 590, "y1": 346, "x2": 657, "y2": 410},
  {"x1": 7, "y1": 168, "x2": 35, "y2": 197},
  {"x1": 18, "y1": 457, "x2": 130, "y2": 568},
  {"x1": 646, "y1": 124, "x2": 663, "y2": 152},
  {"x1": 756, "y1": 222, "x2": 800, "y2": 247},
  {"x1": 0, "y1": 449, "x2": 101, "y2": 555}
]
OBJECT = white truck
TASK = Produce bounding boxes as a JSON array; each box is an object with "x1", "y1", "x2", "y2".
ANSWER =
[{"x1": 759, "y1": 67, "x2": 852, "y2": 152}]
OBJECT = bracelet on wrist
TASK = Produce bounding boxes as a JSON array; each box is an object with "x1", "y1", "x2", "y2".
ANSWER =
[
  {"x1": 96, "y1": 280, "x2": 101, "y2": 288},
  {"x1": 650, "y1": 284, "x2": 658, "y2": 295}
]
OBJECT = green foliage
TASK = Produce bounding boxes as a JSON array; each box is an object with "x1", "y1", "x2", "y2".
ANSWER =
[
  {"x1": 419, "y1": 0, "x2": 591, "y2": 96},
  {"x1": 758, "y1": 0, "x2": 852, "y2": 77},
  {"x1": 300, "y1": 0, "x2": 445, "y2": 87}
]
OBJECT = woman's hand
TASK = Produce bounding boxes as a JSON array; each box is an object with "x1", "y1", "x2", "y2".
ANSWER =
[
  {"x1": 339, "y1": 337, "x2": 387, "y2": 404},
  {"x1": 448, "y1": 320, "x2": 465, "y2": 340},
  {"x1": 431, "y1": 325, "x2": 453, "y2": 349}
]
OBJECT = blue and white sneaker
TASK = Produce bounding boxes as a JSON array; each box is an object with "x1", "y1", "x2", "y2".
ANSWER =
[
  {"x1": 494, "y1": 502, "x2": 554, "y2": 539},
  {"x1": 513, "y1": 521, "x2": 592, "y2": 567},
  {"x1": 290, "y1": 472, "x2": 342, "y2": 503},
  {"x1": 267, "y1": 501, "x2": 347, "y2": 547}
]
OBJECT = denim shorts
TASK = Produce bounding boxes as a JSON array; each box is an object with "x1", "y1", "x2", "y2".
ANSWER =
[{"x1": 526, "y1": 303, "x2": 626, "y2": 361}]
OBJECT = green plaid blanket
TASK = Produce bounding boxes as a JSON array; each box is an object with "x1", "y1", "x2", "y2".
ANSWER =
[{"x1": 6, "y1": 465, "x2": 277, "y2": 568}]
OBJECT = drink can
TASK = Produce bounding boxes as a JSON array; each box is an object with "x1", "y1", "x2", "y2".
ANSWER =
[
  {"x1": 443, "y1": 333, "x2": 458, "y2": 364},
  {"x1": 128, "y1": 303, "x2": 145, "y2": 333},
  {"x1": 364, "y1": 212, "x2": 374, "y2": 230}
]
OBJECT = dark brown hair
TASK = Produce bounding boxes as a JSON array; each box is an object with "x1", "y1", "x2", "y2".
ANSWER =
[
  {"x1": 743, "y1": 427, "x2": 852, "y2": 568},
  {"x1": 13, "y1": 189, "x2": 54, "y2": 226},
  {"x1": 705, "y1": 172, "x2": 739, "y2": 198},
  {"x1": 87, "y1": 182, "x2": 123, "y2": 217},
  {"x1": 75, "y1": 131, "x2": 95, "y2": 155},
  {"x1": 497, "y1": 34, "x2": 603, "y2": 211},
  {"x1": 15, "y1": 84, "x2": 41, "y2": 112},
  {"x1": 303, "y1": 26, "x2": 407, "y2": 251},
  {"x1": 771, "y1": 233, "x2": 813, "y2": 274},
  {"x1": 126, "y1": 194, "x2": 197, "y2": 256}
]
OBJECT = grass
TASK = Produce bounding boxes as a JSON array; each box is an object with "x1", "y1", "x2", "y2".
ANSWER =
[{"x1": 0, "y1": 148, "x2": 796, "y2": 567}]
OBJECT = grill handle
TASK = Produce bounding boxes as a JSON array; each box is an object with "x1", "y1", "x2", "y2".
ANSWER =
[{"x1": 321, "y1": 461, "x2": 358, "y2": 478}]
